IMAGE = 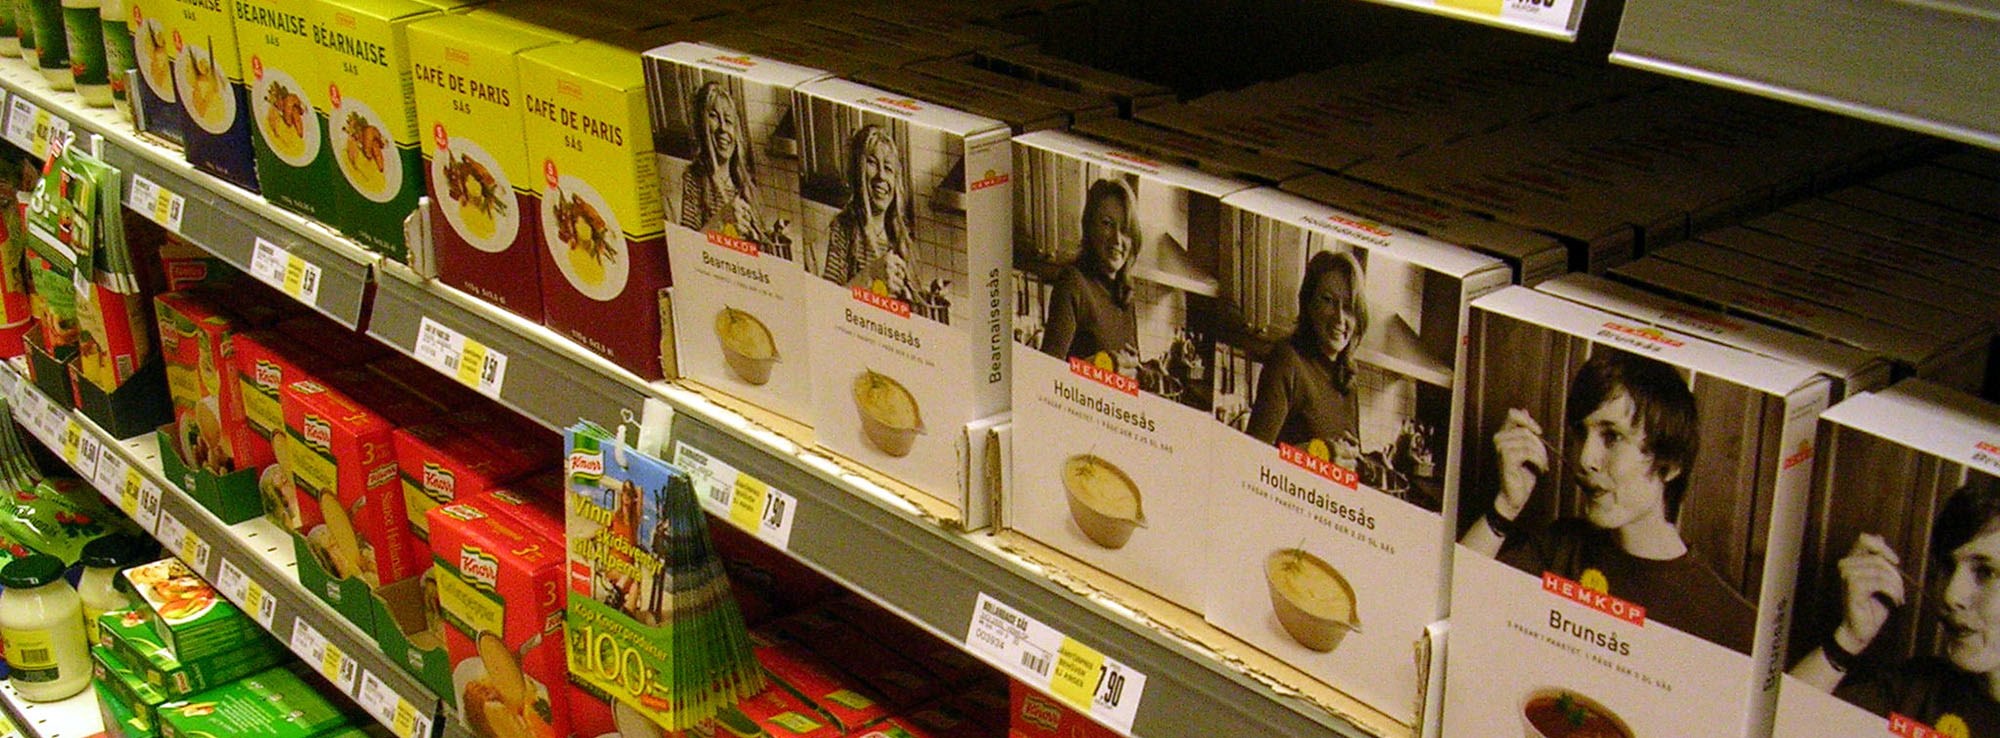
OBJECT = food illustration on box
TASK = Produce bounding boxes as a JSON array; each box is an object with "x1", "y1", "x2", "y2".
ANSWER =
[
  {"x1": 1060, "y1": 454, "x2": 1143, "y2": 549},
  {"x1": 135, "y1": 16, "x2": 173, "y2": 102},
  {"x1": 252, "y1": 69, "x2": 316, "y2": 167},
  {"x1": 543, "y1": 176, "x2": 627, "y2": 301},
  {"x1": 456, "y1": 632, "x2": 553, "y2": 738},
  {"x1": 1520, "y1": 688, "x2": 1635, "y2": 738},
  {"x1": 126, "y1": 560, "x2": 217, "y2": 623},
  {"x1": 714, "y1": 307, "x2": 777, "y2": 385},
  {"x1": 1265, "y1": 548, "x2": 1357, "y2": 652},
  {"x1": 303, "y1": 490, "x2": 372, "y2": 585},
  {"x1": 852, "y1": 369, "x2": 921, "y2": 457},
  {"x1": 436, "y1": 140, "x2": 515, "y2": 250},
  {"x1": 334, "y1": 100, "x2": 396, "y2": 203},
  {"x1": 174, "y1": 44, "x2": 231, "y2": 135}
]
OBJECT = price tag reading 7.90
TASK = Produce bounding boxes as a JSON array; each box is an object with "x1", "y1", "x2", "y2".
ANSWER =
[{"x1": 964, "y1": 594, "x2": 1147, "y2": 733}]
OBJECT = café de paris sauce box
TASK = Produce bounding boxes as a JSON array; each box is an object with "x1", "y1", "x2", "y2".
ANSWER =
[
  {"x1": 650, "y1": 42, "x2": 830, "y2": 425},
  {"x1": 409, "y1": 12, "x2": 568, "y2": 321},
  {"x1": 1201, "y1": 186, "x2": 1508, "y2": 718},
  {"x1": 1003, "y1": 130, "x2": 1249, "y2": 612},
  {"x1": 1442, "y1": 286, "x2": 1830, "y2": 738},
  {"x1": 1772, "y1": 383, "x2": 2000, "y2": 738},
  {"x1": 793, "y1": 76, "x2": 1012, "y2": 512}
]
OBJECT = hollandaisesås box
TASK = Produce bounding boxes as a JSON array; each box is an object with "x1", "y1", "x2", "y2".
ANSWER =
[
  {"x1": 1201, "y1": 186, "x2": 1508, "y2": 717},
  {"x1": 1772, "y1": 383, "x2": 2000, "y2": 738},
  {"x1": 410, "y1": 13, "x2": 567, "y2": 320},
  {"x1": 651, "y1": 42, "x2": 829, "y2": 426},
  {"x1": 233, "y1": 0, "x2": 332, "y2": 220},
  {"x1": 1443, "y1": 286, "x2": 1829, "y2": 738},
  {"x1": 427, "y1": 498, "x2": 568, "y2": 738},
  {"x1": 1005, "y1": 130, "x2": 1249, "y2": 612},
  {"x1": 166, "y1": 0, "x2": 257, "y2": 191},
  {"x1": 523, "y1": 39, "x2": 670, "y2": 380},
  {"x1": 314, "y1": 0, "x2": 439, "y2": 261},
  {"x1": 792, "y1": 76, "x2": 1012, "y2": 509}
]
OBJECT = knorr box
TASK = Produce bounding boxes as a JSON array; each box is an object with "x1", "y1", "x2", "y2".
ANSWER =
[
  {"x1": 522, "y1": 38, "x2": 668, "y2": 379},
  {"x1": 410, "y1": 12, "x2": 567, "y2": 320},
  {"x1": 1442, "y1": 286, "x2": 1830, "y2": 738},
  {"x1": 1772, "y1": 383, "x2": 2000, "y2": 738},
  {"x1": 427, "y1": 498, "x2": 568, "y2": 738},
  {"x1": 154, "y1": 291, "x2": 249, "y2": 474},
  {"x1": 793, "y1": 76, "x2": 1012, "y2": 510},
  {"x1": 394, "y1": 420, "x2": 535, "y2": 539},
  {"x1": 165, "y1": 0, "x2": 257, "y2": 191},
  {"x1": 315, "y1": 0, "x2": 438, "y2": 261},
  {"x1": 98, "y1": 609, "x2": 286, "y2": 698},
  {"x1": 283, "y1": 377, "x2": 424, "y2": 592},
  {"x1": 651, "y1": 42, "x2": 829, "y2": 426},
  {"x1": 233, "y1": 0, "x2": 332, "y2": 220},
  {"x1": 93, "y1": 645, "x2": 167, "y2": 732},
  {"x1": 1201, "y1": 186, "x2": 1509, "y2": 718},
  {"x1": 1004, "y1": 130, "x2": 1250, "y2": 612}
]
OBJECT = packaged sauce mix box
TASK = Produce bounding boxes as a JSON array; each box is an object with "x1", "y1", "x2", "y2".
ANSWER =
[
  {"x1": 1007, "y1": 680, "x2": 1117, "y2": 738},
  {"x1": 120, "y1": 559, "x2": 266, "y2": 663},
  {"x1": 651, "y1": 42, "x2": 829, "y2": 425},
  {"x1": 283, "y1": 377, "x2": 424, "y2": 590},
  {"x1": 154, "y1": 291, "x2": 251, "y2": 474},
  {"x1": 164, "y1": 0, "x2": 257, "y2": 191},
  {"x1": 409, "y1": 12, "x2": 568, "y2": 320},
  {"x1": 233, "y1": 0, "x2": 332, "y2": 220},
  {"x1": 395, "y1": 421, "x2": 535, "y2": 539},
  {"x1": 753, "y1": 636, "x2": 893, "y2": 733},
  {"x1": 1771, "y1": 383, "x2": 2000, "y2": 738},
  {"x1": 1283, "y1": 173, "x2": 1569, "y2": 286},
  {"x1": 1199, "y1": 186, "x2": 1508, "y2": 717},
  {"x1": 158, "y1": 665, "x2": 356, "y2": 738},
  {"x1": 92, "y1": 646, "x2": 167, "y2": 732},
  {"x1": 96, "y1": 679, "x2": 159, "y2": 738},
  {"x1": 1070, "y1": 116, "x2": 1311, "y2": 187},
  {"x1": 127, "y1": 0, "x2": 184, "y2": 143},
  {"x1": 98, "y1": 609, "x2": 286, "y2": 698},
  {"x1": 793, "y1": 76, "x2": 1013, "y2": 508},
  {"x1": 315, "y1": 0, "x2": 440, "y2": 261},
  {"x1": 427, "y1": 499, "x2": 568, "y2": 738},
  {"x1": 723, "y1": 684, "x2": 843, "y2": 738},
  {"x1": 232, "y1": 330, "x2": 332, "y2": 528},
  {"x1": 522, "y1": 38, "x2": 670, "y2": 379},
  {"x1": 1441, "y1": 286, "x2": 1830, "y2": 738},
  {"x1": 1743, "y1": 208, "x2": 2000, "y2": 306},
  {"x1": 1004, "y1": 130, "x2": 1249, "y2": 612}
]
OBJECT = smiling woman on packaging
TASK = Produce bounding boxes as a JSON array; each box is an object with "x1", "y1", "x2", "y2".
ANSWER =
[
  {"x1": 1039, "y1": 177, "x2": 1141, "y2": 375},
  {"x1": 1246, "y1": 250, "x2": 1366, "y2": 463}
]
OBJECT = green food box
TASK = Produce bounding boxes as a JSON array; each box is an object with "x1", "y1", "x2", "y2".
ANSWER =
[
  {"x1": 98, "y1": 609, "x2": 287, "y2": 697},
  {"x1": 120, "y1": 559, "x2": 266, "y2": 663},
  {"x1": 315, "y1": 0, "x2": 441, "y2": 260},
  {"x1": 158, "y1": 665, "x2": 357, "y2": 738},
  {"x1": 233, "y1": 0, "x2": 334, "y2": 220},
  {"x1": 92, "y1": 645, "x2": 167, "y2": 732},
  {"x1": 95, "y1": 680, "x2": 160, "y2": 738}
]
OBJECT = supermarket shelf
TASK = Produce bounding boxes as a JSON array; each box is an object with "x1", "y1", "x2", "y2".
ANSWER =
[
  {"x1": 0, "y1": 65, "x2": 377, "y2": 329},
  {"x1": 0, "y1": 681, "x2": 100, "y2": 738},
  {"x1": 0, "y1": 363, "x2": 458, "y2": 738},
  {"x1": 1610, "y1": 0, "x2": 2000, "y2": 150}
]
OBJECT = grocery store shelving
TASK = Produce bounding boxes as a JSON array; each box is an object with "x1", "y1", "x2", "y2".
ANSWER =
[
  {"x1": 0, "y1": 63, "x2": 376, "y2": 330},
  {"x1": 0, "y1": 361, "x2": 458, "y2": 738},
  {"x1": 0, "y1": 681, "x2": 99, "y2": 738}
]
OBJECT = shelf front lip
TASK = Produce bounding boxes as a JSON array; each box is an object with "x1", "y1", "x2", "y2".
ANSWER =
[
  {"x1": 0, "y1": 65, "x2": 377, "y2": 330},
  {"x1": 0, "y1": 363, "x2": 449, "y2": 738},
  {"x1": 0, "y1": 679, "x2": 101, "y2": 738}
]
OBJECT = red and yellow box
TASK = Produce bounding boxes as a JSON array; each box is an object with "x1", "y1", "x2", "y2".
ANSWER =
[
  {"x1": 753, "y1": 635, "x2": 892, "y2": 733},
  {"x1": 394, "y1": 422, "x2": 537, "y2": 540},
  {"x1": 154, "y1": 291, "x2": 254, "y2": 474},
  {"x1": 283, "y1": 377, "x2": 422, "y2": 589},
  {"x1": 1008, "y1": 680, "x2": 1116, "y2": 738},
  {"x1": 427, "y1": 498, "x2": 568, "y2": 738},
  {"x1": 726, "y1": 684, "x2": 843, "y2": 738}
]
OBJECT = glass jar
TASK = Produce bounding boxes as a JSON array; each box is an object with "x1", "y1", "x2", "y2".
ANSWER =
[
  {"x1": 77, "y1": 534, "x2": 152, "y2": 642},
  {"x1": 0, "y1": 554, "x2": 90, "y2": 701}
]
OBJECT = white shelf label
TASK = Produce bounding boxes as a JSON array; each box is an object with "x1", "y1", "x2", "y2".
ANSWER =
[
  {"x1": 413, "y1": 317, "x2": 508, "y2": 398},
  {"x1": 214, "y1": 559, "x2": 248, "y2": 601},
  {"x1": 966, "y1": 593, "x2": 1147, "y2": 733},
  {"x1": 3, "y1": 96, "x2": 69, "y2": 158},
  {"x1": 128, "y1": 174, "x2": 187, "y2": 232},
  {"x1": 91, "y1": 441, "x2": 124, "y2": 490},
  {"x1": 249, "y1": 238, "x2": 324, "y2": 307},
  {"x1": 216, "y1": 560, "x2": 278, "y2": 628},
  {"x1": 674, "y1": 441, "x2": 797, "y2": 550},
  {"x1": 290, "y1": 618, "x2": 359, "y2": 693},
  {"x1": 155, "y1": 510, "x2": 188, "y2": 561},
  {"x1": 39, "y1": 401, "x2": 65, "y2": 443}
]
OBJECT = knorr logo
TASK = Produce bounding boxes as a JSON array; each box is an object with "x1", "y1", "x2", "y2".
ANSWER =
[
  {"x1": 1018, "y1": 694, "x2": 1063, "y2": 731},
  {"x1": 873, "y1": 97, "x2": 921, "y2": 112},
  {"x1": 303, "y1": 417, "x2": 333, "y2": 450},
  {"x1": 254, "y1": 360, "x2": 282, "y2": 389},
  {"x1": 422, "y1": 463, "x2": 457, "y2": 495},
  {"x1": 567, "y1": 450, "x2": 604, "y2": 479},
  {"x1": 292, "y1": 380, "x2": 328, "y2": 395},
  {"x1": 440, "y1": 504, "x2": 485, "y2": 522},
  {"x1": 459, "y1": 547, "x2": 500, "y2": 592},
  {"x1": 1104, "y1": 150, "x2": 1160, "y2": 170},
  {"x1": 445, "y1": 47, "x2": 470, "y2": 66}
]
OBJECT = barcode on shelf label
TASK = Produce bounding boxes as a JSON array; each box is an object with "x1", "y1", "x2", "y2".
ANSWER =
[
  {"x1": 413, "y1": 318, "x2": 508, "y2": 398},
  {"x1": 249, "y1": 238, "x2": 323, "y2": 307},
  {"x1": 3, "y1": 96, "x2": 68, "y2": 158},
  {"x1": 289, "y1": 618, "x2": 358, "y2": 692},
  {"x1": 672, "y1": 441, "x2": 798, "y2": 549},
  {"x1": 70, "y1": 426, "x2": 102, "y2": 479},
  {"x1": 359, "y1": 672, "x2": 430, "y2": 738},
  {"x1": 128, "y1": 174, "x2": 187, "y2": 232},
  {"x1": 246, "y1": 579, "x2": 276, "y2": 627},
  {"x1": 965, "y1": 594, "x2": 1147, "y2": 732}
]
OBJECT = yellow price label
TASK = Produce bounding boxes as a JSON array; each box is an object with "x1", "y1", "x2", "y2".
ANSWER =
[
  {"x1": 320, "y1": 642, "x2": 347, "y2": 680},
  {"x1": 392, "y1": 699, "x2": 418, "y2": 738},
  {"x1": 454, "y1": 340, "x2": 488, "y2": 388},
  {"x1": 60, "y1": 420, "x2": 80, "y2": 462},
  {"x1": 29, "y1": 109, "x2": 52, "y2": 154},
  {"x1": 282, "y1": 255, "x2": 307, "y2": 296},
  {"x1": 1049, "y1": 637, "x2": 1106, "y2": 711},
  {"x1": 729, "y1": 474, "x2": 767, "y2": 532},
  {"x1": 120, "y1": 468, "x2": 142, "y2": 514}
]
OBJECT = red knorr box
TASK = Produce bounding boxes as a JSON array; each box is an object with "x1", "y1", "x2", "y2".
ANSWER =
[
  {"x1": 394, "y1": 422, "x2": 538, "y2": 540},
  {"x1": 427, "y1": 499, "x2": 569, "y2": 738},
  {"x1": 470, "y1": 488, "x2": 561, "y2": 543},
  {"x1": 1008, "y1": 681, "x2": 1116, "y2": 738},
  {"x1": 753, "y1": 635, "x2": 892, "y2": 733},
  {"x1": 769, "y1": 610, "x2": 943, "y2": 709},
  {"x1": 732, "y1": 683, "x2": 844, "y2": 738},
  {"x1": 283, "y1": 378, "x2": 423, "y2": 588},
  {"x1": 155, "y1": 291, "x2": 259, "y2": 474}
]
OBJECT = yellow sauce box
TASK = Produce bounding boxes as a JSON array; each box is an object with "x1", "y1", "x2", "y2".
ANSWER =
[
  {"x1": 521, "y1": 39, "x2": 667, "y2": 379},
  {"x1": 314, "y1": 0, "x2": 443, "y2": 262},
  {"x1": 163, "y1": 0, "x2": 257, "y2": 190},
  {"x1": 410, "y1": 12, "x2": 569, "y2": 320},
  {"x1": 232, "y1": 0, "x2": 333, "y2": 220},
  {"x1": 128, "y1": 0, "x2": 185, "y2": 143}
]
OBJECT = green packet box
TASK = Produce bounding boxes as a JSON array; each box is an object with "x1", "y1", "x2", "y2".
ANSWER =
[
  {"x1": 159, "y1": 665, "x2": 359, "y2": 738},
  {"x1": 93, "y1": 646, "x2": 168, "y2": 732},
  {"x1": 96, "y1": 681, "x2": 161, "y2": 738},
  {"x1": 99, "y1": 610, "x2": 288, "y2": 697},
  {"x1": 121, "y1": 559, "x2": 268, "y2": 663}
]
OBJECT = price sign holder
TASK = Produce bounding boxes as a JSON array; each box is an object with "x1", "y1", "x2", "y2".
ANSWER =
[
  {"x1": 412, "y1": 317, "x2": 508, "y2": 398},
  {"x1": 966, "y1": 593, "x2": 1147, "y2": 734},
  {"x1": 673, "y1": 441, "x2": 798, "y2": 549}
]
